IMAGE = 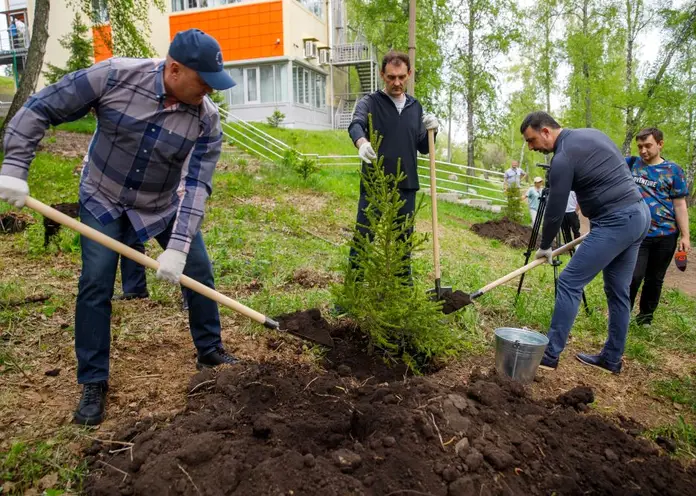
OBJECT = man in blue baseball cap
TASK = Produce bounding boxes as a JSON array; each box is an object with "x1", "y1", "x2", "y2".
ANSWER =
[{"x1": 0, "y1": 29, "x2": 237, "y2": 425}]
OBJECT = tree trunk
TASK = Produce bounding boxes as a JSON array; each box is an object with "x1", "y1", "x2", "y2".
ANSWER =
[
  {"x1": 0, "y1": 0, "x2": 50, "y2": 149},
  {"x1": 582, "y1": 0, "x2": 591, "y2": 127},
  {"x1": 466, "y1": 4, "x2": 475, "y2": 176},
  {"x1": 622, "y1": 0, "x2": 635, "y2": 155}
]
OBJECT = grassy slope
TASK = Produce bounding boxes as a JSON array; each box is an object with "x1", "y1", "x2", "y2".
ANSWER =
[{"x1": 0, "y1": 75, "x2": 15, "y2": 95}]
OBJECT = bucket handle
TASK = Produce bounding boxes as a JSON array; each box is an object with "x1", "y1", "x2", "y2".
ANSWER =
[{"x1": 511, "y1": 339, "x2": 521, "y2": 378}]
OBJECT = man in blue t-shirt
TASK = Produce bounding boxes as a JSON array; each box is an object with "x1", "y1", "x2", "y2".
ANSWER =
[{"x1": 627, "y1": 128, "x2": 691, "y2": 325}]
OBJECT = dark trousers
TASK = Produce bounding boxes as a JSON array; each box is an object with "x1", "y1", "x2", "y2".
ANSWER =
[
  {"x1": 75, "y1": 205, "x2": 221, "y2": 384},
  {"x1": 121, "y1": 237, "x2": 148, "y2": 295},
  {"x1": 564, "y1": 211, "x2": 581, "y2": 239},
  {"x1": 629, "y1": 233, "x2": 678, "y2": 325},
  {"x1": 349, "y1": 189, "x2": 417, "y2": 276},
  {"x1": 120, "y1": 238, "x2": 191, "y2": 302}
]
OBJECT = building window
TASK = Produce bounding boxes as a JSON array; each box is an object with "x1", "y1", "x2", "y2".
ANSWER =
[
  {"x1": 172, "y1": 0, "x2": 242, "y2": 12},
  {"x1": 293, "y1": 64, "x2": 325, "y2": 109},
  {"x1": 92, "y1": 0, "x2": 109, "y2": 23},
  {"x1": 225, "y1": 63, "x2": 289, "y2": 106},
  {"x1": 296, "y1": 0, "x2": 324, "y2": 19}
]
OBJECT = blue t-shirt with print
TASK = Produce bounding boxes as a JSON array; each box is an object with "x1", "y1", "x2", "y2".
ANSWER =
[{"x1": 626, "y1": 156, "x2": 689, "y2": 237}]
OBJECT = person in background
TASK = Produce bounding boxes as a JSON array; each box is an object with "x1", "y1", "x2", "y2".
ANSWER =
[
  {"x1": 526, "y1": 176, "x2": 543, "y2": 227},
  {"x1": 564, "y1": 191, "x2": 581, "y2": 239},
  {"x1": 504, "y1": 160, "x2": 526, "y2": 191},
  {"x1": 628, "y1": 127, "x2": 691, "y2": 326}
]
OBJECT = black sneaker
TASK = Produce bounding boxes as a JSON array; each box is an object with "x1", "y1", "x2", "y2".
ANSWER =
[
  {"x1": 112, "y1": 291, "x2": 148, "y2": 301},
  {"x1": 576, "y1": 352, "x2": 622, "y2": 374},
  {"x1": 538, "y1": 354, "x2": 558, "y2": 371},
  {"x1": 197, "y1": 347, "x2": 239, "y2": 370},
  {"x1": 73, "y1": 381, "x2": 108, "y2": 426}
]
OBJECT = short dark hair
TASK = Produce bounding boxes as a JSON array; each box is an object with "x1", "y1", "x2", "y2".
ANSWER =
[
  {"x1": 520, "y1": 111, "x2": 561, "y2": 134},
  {"x1": 381, "y1": 51, "x2": 410, "y2": 72},
  {"x1": 636, "y1": 127, "x2": 663, "y2": 143}
]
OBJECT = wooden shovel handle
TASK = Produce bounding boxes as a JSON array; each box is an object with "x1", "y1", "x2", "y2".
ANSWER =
[
  {"x1": 24, "y1": 196, "x2": 278, "y2": 328},
  {"x1": 428, "y1": 129, "x2": 441, "y2": 280},
  {"x1": 473, "y1": 233, "x2": 588, "y2": 298}
]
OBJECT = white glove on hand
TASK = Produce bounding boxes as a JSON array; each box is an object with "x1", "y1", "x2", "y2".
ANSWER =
[
  {"x1": 156, "y1": 249, "x2": 187, "y2": 283},
  {"x1": 423, "y1": 113, "x2": 439, "y2": 131},
  {"x1": 535, "y1": 247, "x2": 553, "y2": 264},
  {"x1": 0, "y1": 175, "x2": 29, "y2": 208},
  {"x1": 358, "y1": 141, "x2": 377, "y2": 163}
]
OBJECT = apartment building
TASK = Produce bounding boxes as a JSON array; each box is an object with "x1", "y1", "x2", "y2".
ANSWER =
[{"x1": 4, "y1": 0, "x2": 377, "y2": 129}]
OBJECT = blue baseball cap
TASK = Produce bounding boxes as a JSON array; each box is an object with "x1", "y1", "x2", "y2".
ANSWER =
[{"x1": 169, "y1": 29, "x2": 236, "y2": 90}]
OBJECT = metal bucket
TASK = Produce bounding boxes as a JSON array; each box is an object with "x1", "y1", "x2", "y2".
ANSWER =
[{"x1": 494, "y1": 327, "x2": 549, "y2": 383}]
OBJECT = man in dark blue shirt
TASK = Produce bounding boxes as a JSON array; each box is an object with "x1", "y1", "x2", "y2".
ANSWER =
[
  {"x1": 520, "y1": 111, "x2": 650, "y2": 374},
  {"x1": 627, "y1": 128, "x2": 690, "y2": 325},
  {"x1": 347, "y1": 50, "x2": 438, "y2": 275}
]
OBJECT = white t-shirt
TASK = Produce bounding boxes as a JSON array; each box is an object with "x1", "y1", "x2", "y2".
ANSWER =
[
  {"x1": 566, "y1": 191, "x2": 578, "y2": 213},
  {"x1": 383, "y1": 91, "x2": 406, "y2": 114}
]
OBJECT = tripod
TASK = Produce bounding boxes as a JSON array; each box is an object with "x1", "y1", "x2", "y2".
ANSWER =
[{"x1": 515, "y1": 182, "x2": 590, "y2": 315}]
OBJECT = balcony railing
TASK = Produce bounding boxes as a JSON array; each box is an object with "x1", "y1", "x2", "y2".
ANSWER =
[
  {"x1": 331, "y1": 43, "x2": 372, "y2": 64},
  {"x1": 0, "y1": 26, "x2": 29, "y2": 55}
]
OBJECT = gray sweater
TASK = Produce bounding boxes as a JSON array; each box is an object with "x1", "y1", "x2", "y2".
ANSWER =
[{"x1": 541, "y1": 128, "x2": 642, "y2": 249}]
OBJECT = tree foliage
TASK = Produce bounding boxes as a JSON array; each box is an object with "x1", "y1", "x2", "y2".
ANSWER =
[
  {"x1": 75, "y1": 0, "x2": 165, "y2": 58},
  {"x1": 44, "y1": 13, "x2": 93, "y2": 84}
]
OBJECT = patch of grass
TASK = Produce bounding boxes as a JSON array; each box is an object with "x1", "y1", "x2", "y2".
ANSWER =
[
  {"x1": 647, "y1": 416, "x2": 696, "y2": 459},
  {"x1": 0, "y1": 75, "x2": 15, "y2": 94},
  {"x1": 653, "y1": 374, "x2": 696, "y2": 411},
  {"x1": 0, "y1": 432, "x2": 86, "y2": 494},
  {"x1": 54, "y1": 114, "x2": 97, "y2": 134}
]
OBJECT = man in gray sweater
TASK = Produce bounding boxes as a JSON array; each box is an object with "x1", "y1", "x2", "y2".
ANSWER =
[{"x1": 520, "y1": 111, "x2": 650, "y2": 374}]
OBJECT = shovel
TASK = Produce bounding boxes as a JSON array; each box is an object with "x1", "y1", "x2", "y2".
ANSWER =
[
  {"x1": 442, "y1": 233, "x2": 588, "y2": 314},
  {"x1": 24, "y1": 196, "x2": 335, "y2": 347},
  {"x1": 426, "y1": 128, "x2": 453, "y2": 301}
]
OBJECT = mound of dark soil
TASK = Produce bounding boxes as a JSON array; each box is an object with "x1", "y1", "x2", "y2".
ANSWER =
[
  {"x1": 471, "y1": 217, "x2": 535, "y2": 249},
  {"x1": 84, "y1": 357, "x2": 696, "y2": 495},
  {"x1": 0, "y1": 211, "x2": 31, "y2": 234}
]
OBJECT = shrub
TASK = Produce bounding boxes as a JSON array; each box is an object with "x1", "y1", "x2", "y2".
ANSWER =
[
  {"x1": 332, "y1": 115, "x2": 461, "y2": 370},
  {"x1": 267, "y1": 109, "x2": 285, "y2": 128},
  {"x1": 503, "y1": 184, "x2": 524, "y2": 224}
]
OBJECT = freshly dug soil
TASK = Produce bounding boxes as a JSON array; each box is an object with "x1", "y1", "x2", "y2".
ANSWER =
[
  {"x1": 84, "y1": 328, "x2": 696, "y2": 496},
  {"x1": 276, "y1": 309, "x2": 335, "y2": 348},
  {"x1": 0, "y1": 211, "x2": 31, "y2": 234},
  {"x1": 471, "y1": 217, "x2": 535, "y2": 249},
  {"x1": 441, "y1": 290, "x2": 473, "y2": 314}
]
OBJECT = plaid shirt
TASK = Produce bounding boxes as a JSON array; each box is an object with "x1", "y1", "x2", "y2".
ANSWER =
[{"x1": 0, "y1": 57, "x2": 222, "y2": 254}]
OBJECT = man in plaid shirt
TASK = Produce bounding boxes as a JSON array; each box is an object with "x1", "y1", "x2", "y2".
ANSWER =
[{"x1": 0, "y1": 29, "x2": 237, "y2": 425}]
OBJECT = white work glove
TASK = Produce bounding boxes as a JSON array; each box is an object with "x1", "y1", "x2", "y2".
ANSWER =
[
  {"x1": 535, "y1": 247, "x2": 553, "y2": 264},
  {"x1": 358, "y1": 141, "x2": 377, "y2": 163},
  {"x1": 156, "y1": 249, "x2": 187, "y2": 283},
  {"x1": 423, "y1": 113, "x2": 439, "y2": 131},
  {"x1": 0, "y1": 175, "x2": 29, "y2": 208}
]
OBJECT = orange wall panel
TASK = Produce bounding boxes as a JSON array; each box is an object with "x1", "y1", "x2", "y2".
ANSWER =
[
  {"x1": 92, "y1": 25, "x2": 113, "y2": 63},
  {"x1": 169, "y1": 1, "x2": 284, "y2": 62}
]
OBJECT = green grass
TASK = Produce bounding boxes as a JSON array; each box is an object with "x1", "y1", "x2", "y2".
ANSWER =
[
  {"x1": 54, "y1": 115, "x2": 97, "y2": 134},
  {"x1": 647, "y1": 416, "x2": 696, "y2": 459},
  {"x1": 1, "y1": 433, "x2": 86, "y2": 495},
  {"x1": 0, "y1": 75, "x2": 15, "y2": 94},
  {"x1": 653, "y1": 373, "x2": 696, "y2": 412}
]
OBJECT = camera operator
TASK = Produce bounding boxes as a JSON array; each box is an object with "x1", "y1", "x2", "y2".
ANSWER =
[{"x1": 520, "y1": 111, "x2": 650, "y2": 375}]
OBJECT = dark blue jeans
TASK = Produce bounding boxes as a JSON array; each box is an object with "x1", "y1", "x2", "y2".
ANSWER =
[
  {"x1": 120, "y1": 237, "x2": 192, "y2": 302},
  {"x1": 75, "y1": 205, "x2": 222, "y2": 384},
  {"x1": 544, "y1": 200, "x2": 650, "y2": 365},
  {"x1": 120, "y1": 236, "x2": 147, "y2": 295}
]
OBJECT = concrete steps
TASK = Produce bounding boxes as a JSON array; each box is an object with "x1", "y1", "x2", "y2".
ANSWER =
[{"x1": 421, "y1": 188, "x2": 503, "y2": 214}]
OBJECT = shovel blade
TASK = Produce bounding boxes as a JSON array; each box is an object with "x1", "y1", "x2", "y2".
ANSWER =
[
  {"x1": 286, "y1": 327, "x2": 335, "y2": 347},
  {"x1": 441, "y1": 290, "x2": 474, "y2": 314}
]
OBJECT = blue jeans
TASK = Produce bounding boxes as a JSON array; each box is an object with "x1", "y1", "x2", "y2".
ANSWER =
[
  {"x1": 120, "y1": 236, "x2": 147, "y2": 295},
  {"x1": 120, "y1": 238, "x2": 192, "y2": 302},
  {"x1": 544, "y1": 200, "x2": 650, "y2": 365},
  {"x1": 75, "y1": 205, "x2": 222, "y2": 384}
]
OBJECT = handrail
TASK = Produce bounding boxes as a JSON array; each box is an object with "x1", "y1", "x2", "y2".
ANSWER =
[
  {"x1": 218, "y1": 106, "x2": 290, "y2": 152},
  {"x1": 417, "y1": 175, "x2": 507, "y2": 204},
  {"x1": 416, "y1": 156, "x2": 506, "y2": 177}
]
